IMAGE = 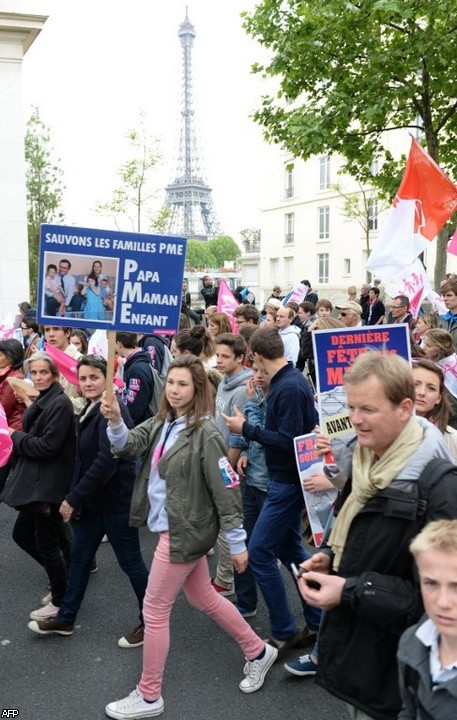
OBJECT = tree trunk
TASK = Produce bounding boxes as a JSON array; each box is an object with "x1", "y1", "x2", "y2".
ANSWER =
[{"x1": 434, "y1": 226, "x2": 449, "y2": 290}]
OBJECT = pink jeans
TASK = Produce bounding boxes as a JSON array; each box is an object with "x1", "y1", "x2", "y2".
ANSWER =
[{"x1": 138, "y1": 532, "x2": 265, "y2": 701}]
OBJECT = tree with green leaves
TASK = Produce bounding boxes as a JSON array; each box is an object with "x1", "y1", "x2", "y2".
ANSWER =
[
  {"x1": 206, "y1": 235, "x2": 241, "y2": 267},
  {"x1": 185, "y1": 239, "x2": 216, "y2": 270},
  {"x1": 95, "y1": 113, "x2": 166, "y2": 233},
  {"x1": 25, "y1": 107, "x2": 65, "y2": 303},
  {"x1": 243, "y1": 0, "x2": 457, "y2": 286}
]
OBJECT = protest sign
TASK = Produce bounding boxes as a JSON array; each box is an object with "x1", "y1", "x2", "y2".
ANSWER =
[
  {"x1": 312, "y1": 324, "x2": 410, "y2": 441},
  {"x1": 294, "y1": 433, "x2": 338, "y2": 547},
  {"x1": 37, "y1": 224, "x2": 187, "y2": 333}
]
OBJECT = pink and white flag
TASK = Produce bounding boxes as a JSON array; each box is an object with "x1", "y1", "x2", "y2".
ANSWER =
[
  {"x1": 217, "y1": 279, "x2": 239, "y2": 333},
  {"x1": 0, "y1": 401, "x2": 13, "y2": 467},
  {"x1": 386, "y1": 259, "x2": 446, "y2": 317},
  {"x1": 447, "y1": 227, "x2": 457, "y2": 257},
  {"x1": 0, "y1": 315, "x2": 16, "y2": 339},
  {"x1": 88, "y1": 329, "x2": 108, "y2": 358},
  {"x1": 281, "y1": 283, "x2": 309, "y2": 306}
]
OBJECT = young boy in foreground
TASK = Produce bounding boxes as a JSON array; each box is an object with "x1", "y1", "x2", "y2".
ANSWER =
[{"x1": 397, "y1": 519, "x2": 457, "y2": 719}]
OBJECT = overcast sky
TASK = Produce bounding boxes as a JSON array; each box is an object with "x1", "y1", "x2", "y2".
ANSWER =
[{"x1": 21, "y1": 0, "x2": 269, "y2": 241}]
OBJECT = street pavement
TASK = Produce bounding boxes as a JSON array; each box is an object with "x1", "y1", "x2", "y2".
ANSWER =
[{"x1": 0, "y1": 503, "x2": 347, "y2": 720}]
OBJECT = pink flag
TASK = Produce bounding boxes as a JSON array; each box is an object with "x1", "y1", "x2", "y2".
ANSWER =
[
  {"x1": 367, "y1": 137, "x2": 457, "y2": 282},
  {"x1": 0, "y1": 401, "x2": 13, "y2": 467},
  {"x1": 447, "y1": 227, "x2": 457, "y2": 257},
  {"x1": 44, "y1": 342, "x2": 79, "y2": 386},
  {"x1": 216, "y1": 279, "x2": 239, "y2": 333}
]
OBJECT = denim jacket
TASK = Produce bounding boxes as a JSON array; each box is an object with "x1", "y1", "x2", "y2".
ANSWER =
[{"x1": 241, "y1": 389, "x2": 269, "y2": 492}]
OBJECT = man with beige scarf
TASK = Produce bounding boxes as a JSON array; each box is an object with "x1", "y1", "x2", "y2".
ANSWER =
[{"x1": 297, "y1": 352, "x2": 457, "y2": 720}]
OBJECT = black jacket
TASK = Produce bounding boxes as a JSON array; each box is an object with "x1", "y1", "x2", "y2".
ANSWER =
[
  {"x1": 66, "y1": 401, "x2": 135, "y2": 514},
  {"x1": 122, "y1": 350, "x2": 155, "y2": 426},
  {"x1": 200, "y1": 284, "x2": 218, "y2": 308},
  {"x1": 316, "y1": 471, "x2": 457, "y2": 720},
  {"x1": 1, "y1": 382, "x2": 76, "y2": 507}
]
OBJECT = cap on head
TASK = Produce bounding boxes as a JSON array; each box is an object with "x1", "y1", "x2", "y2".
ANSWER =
[{"x1": 335, "y1": 301, "x2": 363, "y2": 315}]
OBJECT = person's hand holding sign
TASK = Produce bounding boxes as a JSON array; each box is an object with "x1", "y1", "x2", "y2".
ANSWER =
[{"x1": 100, "y1": 390, "x2": 122, "y2": 427}]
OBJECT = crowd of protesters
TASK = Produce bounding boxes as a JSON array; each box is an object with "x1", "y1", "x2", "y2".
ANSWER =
[{"x1": 2, "y1": 273, "x2": 457, "y2": 719}]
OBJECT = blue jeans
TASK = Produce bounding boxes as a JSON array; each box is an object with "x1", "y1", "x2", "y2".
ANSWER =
[
  {"x1": 248, "y1": 481, "x2": 321, "y2": 639},
  {"x1": 57, "y1": 511, "x2": 149, "y2": 625},
  {"x1": 234, "y1": 483, "x2": 267, "y2": 611}
]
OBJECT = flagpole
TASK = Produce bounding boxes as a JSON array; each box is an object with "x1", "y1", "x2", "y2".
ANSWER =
[{"x1": 105, "y1": 331, "x2": 116, "y2": 402}]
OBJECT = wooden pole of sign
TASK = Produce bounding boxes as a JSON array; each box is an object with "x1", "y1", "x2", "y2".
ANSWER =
[{"x1": 105, "y1": 330, "x2": 117, "y2": 402}]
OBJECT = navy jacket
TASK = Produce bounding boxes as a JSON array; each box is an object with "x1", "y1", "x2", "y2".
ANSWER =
[
  {"x1": 242, "y1": 362, "x2": 317, "y2": 484},
  {"x1": 122, "y1": 350, "x2": 155, "y2": 426},
  {"x1": 66, "y1": 401, "x2": 135, "y2": 514}
]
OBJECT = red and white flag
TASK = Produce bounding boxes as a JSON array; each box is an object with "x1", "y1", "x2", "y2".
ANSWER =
[
  {"x1": 366, "y1": 137, "x2": 457, "y2": 282},
  {"x1": 217, "y1": 279, "x2": 239, "y2": 333}
]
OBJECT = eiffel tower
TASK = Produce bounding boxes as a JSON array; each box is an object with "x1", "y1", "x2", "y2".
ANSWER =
[{"x1": 164, "y1": 9, "x2": 221, "y2": 241}]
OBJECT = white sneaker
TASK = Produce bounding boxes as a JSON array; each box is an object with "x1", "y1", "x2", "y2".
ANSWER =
[
  {"x1": 105, "y1": 688, "x2": 164, "y2": 719},
  {"x1": 29, "y1": 602, "x2": 60, "y2": 621},
  {"x1": 41, "y1": 591, "x2": 52, "y2": 605},
  {"x1": 239, "y1": 643, "x2": 278, "y2": 693}
]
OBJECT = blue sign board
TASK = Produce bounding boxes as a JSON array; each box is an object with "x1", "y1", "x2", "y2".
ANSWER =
[
  {"x1": 312, "y1": 324, "x2": 411, "y2": 439},
  {"x1": 37, "y1": 224, "x2": 187, "y2": 333}
]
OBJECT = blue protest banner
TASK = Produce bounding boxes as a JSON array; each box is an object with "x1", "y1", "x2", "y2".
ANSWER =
[
  {"x1": 312, "y1": 324, "x2": 411, "y2": 440},
  {"x1": 37, "y1": 224, "x2": 187, "y2": 333}
]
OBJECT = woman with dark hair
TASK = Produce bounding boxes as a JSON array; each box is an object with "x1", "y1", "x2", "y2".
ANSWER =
[
  {"x1": 0, "y1": 339, "x2": 26, "y2": 492},
  {"x1": 82, "y1": 273, "x2": 105, "y2": 320},
  {"x1": 28, "y1": 355, "x2": 149, "y2": 647},
  {"x1": 70, "y1": 329, "x2": 89, "y2": 354},
  {"x1": 101, "y1": 355, "x2": 277, "y2": 719},
  {"x1": 1, "y1": 351, "x2": 75, "y2": 620},
  {"x1": 412, "y1": 358, "x2": 457, "y2": 461},
  {"x1": 171, "y1": 325, "x2": 217, "y2": 367}
]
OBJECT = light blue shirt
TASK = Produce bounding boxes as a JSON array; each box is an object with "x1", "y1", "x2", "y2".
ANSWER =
[{"x1": 416, "y1": 618, "x2": 457, "y2": 684}]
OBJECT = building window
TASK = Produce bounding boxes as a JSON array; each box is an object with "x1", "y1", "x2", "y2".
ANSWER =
[
  {"x1": 318, "y1": 206, "x2": 330, "y2": 240},
  {"x1": 343, "y1": 258, "x2": 351, "y2": 275},
  {"x1": 244, "y1": 264, "x2": 259, "y2": 284},
  {"x1": 284, "y1": 165, "x2": 294, "y2": 198},
  {"x1": 368, "y1": 198, "x2": 378, "y2": 231},
  {"x1": 270, "y1": 258, "x2": 279, "y2": 286},
  {"x1": 284, "y1": 257, "x2": 294, "y2": 286},
  {"x1": 284, "y1": 213, "x2": 295, "y2": 244},
  {"x1": 317, "y1": 253, "x2": 329, "y2": 284},
  {"x1": 319, "y1": 155, "x2": 331, "y2": 190}
]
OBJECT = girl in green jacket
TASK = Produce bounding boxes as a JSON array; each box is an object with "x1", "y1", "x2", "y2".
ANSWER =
[{"x1": 102, "y1": 355, "x2": 277, "y2": 720}]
